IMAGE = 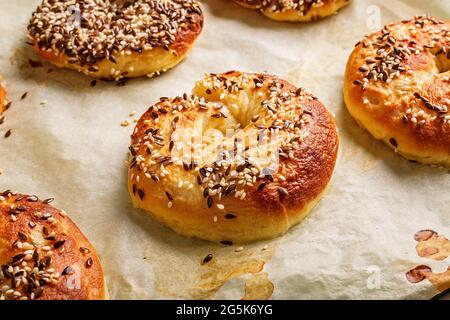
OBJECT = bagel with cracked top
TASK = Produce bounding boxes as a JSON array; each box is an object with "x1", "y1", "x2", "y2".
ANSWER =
[{"x1": 128, "y1": 71, "x2": 339, "y2": 243}]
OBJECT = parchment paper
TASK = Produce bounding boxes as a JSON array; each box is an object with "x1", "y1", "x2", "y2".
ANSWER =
[{"x1": 0, "y1": 0, "x2": 449, "y2": 299}]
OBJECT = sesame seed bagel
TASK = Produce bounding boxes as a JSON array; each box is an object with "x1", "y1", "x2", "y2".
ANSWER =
[
  {"x1": 27, "y1": 0, "x2": 203, "y2": 81},
  {"x1": 234, "y1": 0, "x2": 351, "y2": 22},
  {"x1": 344, "y1": 15, "x2": 450, "y2": 167},
  {"x1": 128, "y1": 71, "x2": 339, "y2": 243},
  {"x1": 0, "y1": 191, "x2": 107, "y2": 300}
]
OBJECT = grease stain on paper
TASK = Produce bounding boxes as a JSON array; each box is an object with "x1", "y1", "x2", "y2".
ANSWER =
[
  {"x1": 152, "y1": 243, "x2": 276, "y2": 300},
  {"x1": 242, "y1": 272, "x2": 274, "y2": 300},
  {"x1": 405, "y1": 230, "x2": 450, "y2": 293}
]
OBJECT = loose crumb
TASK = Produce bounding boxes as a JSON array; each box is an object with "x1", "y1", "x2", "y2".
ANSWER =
[{"x1": 4, "y1": 129, "x2": 12, "y2": 138}]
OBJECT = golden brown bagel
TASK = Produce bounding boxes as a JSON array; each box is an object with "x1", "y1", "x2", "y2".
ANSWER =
[
  {"x1": 344, "y1": 15, "x2": 450, "y2": 167},
  {"x1": 234, "y1": 0, "x2": 352, "y2": 22},
  {"x1": 128, "y1": 71, "x2": 339, "y2": 243},
  {"x1": 27, "y1": 0, "x2": 204, "y2": 81},
  {"x1": 0, "y1": 191, "x2": 107, "y2": 300},
  {"x1": 0, "y1": 81, "x2": 5, "y2": 114}
]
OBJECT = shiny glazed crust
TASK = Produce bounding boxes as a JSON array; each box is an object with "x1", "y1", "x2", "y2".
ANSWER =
[
  {"x1": 344, "y1": 16, "x2": 450, "y2": 167},
  {"x1": 0, "y1": 192, "x2": 107, "y2": 300},
  {"x1": 234, "y1": 0, "x2": 351, "y2": 22},
  {"x1": 128, "y1": 71, "x2": 339, "y2": 243},
  {"x1": 27, "y1": 0, "x2": 204, "y2": 80}
]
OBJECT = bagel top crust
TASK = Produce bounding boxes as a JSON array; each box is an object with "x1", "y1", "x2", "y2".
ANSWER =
[
  {"x1": 128, "y1": 71, "x2": 338, "y2": 241},
  {"x1": 234, "y1": 0, "x2": 351, "y2": 21},
  {"x1": 344, "y1": 16, "x2": 450, "y2": 164},
  {"x1": 27, "y1": 0, "x2": 203, "y2": 72},
  {"x1": 0, "y1": 191, "x2": 106, "y2": 300}
]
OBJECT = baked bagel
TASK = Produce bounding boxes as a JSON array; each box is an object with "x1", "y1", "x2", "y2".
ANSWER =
[
  {"x1": 234, "y1": 0, "x2": 352, "y2": 22},
  {"x1": 27, "y1": 0, "x2": 203, "y2": 80},
  {"x1": 0, "y1": 191, "x2": 107, "y2": 300},
  {"x1": 128, "y1": 71, "x2": 339, "y2": 243},
  {"x1": 0, "y1": 81, "x2": 5, "y2": 114},
  {"x1": 344, "y1": 15, "x2": 450, "y2": 167}
]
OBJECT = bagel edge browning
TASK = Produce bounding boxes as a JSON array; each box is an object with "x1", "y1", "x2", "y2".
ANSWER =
[
  {"x1": 27, "y1": 0, "x2": 204, "y2": 80},
  {"x1": 128, "y1": 71, "x2": 339, "y2": 243},
  {"x1": 0, "y1": 191, "x2": 107, "y2": 300},
  {"x1": 344, "y1": 16, "x2": 450, "y2": 167},
  {"x1": 234, "y1": 0, "x2": 352, "y2": 22}
]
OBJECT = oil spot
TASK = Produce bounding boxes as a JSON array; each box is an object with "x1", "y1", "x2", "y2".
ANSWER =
[
  {"x1": 415, "y1": 232, "x2": 450, "y2": 261},
  {"x1": 242, "y1": 272, "x2": 274, "y2": 300},
  {"x1": 406, "y1": 265, "x2": 432, "y2": 283},
  {"x1": 153, "y1": 243, "x2": 275, "y2": 299},
  {"x1": 406, "y1": 230, "x2": 450, "y2": 294}
]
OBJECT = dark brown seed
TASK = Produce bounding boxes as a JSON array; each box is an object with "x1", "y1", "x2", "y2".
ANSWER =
[
  {"x1": 44, "y1": 256, "x2": 51, "y2": 267},
  {"x1": 389, "y1": 138, "x2": 398, "y2": 148},
  {"x1": 27, "y1": 195, "x2": 39, "y2": 202},
  {"x1": 405, "y1": 265, "x2": 432, "y2": 283},
  {"x1": 43, "y1": 227, "x2": 49, "y2": 235},
  {"x1": 138, "y1": 189, "x2": 145, "y2": 200},
  {"x1": 197, "y1": 175, "x2": 202, "y2": 185},
  {"x1": 402, "y1": 115, "x2": 408, "y2": 124},
  {"x1": 43, "y1": 198, "x2": 54, "y2": 204},
  {"x1": 90, "y1": 80, "x2": 97, "y2": 87},
  {"x1": 207, "y1": 197, "x2": 213, "y2": 208},
  {"x1": 21, "y1": 92, "x2": 28, "y2": 100},
  {"x1": 62, "y1": 266, "x2": 73, "y2": 276},
  {"x1": 85, "y1": 257, "x2": 93, "y2": 268},
  {"x1": 54, "y1": 240, "x2": 66, "y2": 249},
  {"x1": 4, "y1": 101, "x2": 12, "y2": 110},
  {"x1": 258, "y1": 183, "x2": 266, "y2": 192},
  {"x1": 165, "y1": 191, "x2": 173, "y2": 201},
  {"x1": 33, "y1": 287, "x2": 44, "y2": 299},
  {"x1": 32, "y1": 250, "x2": 39, "y2": 262},
  {"x1": 220, "y1": 240, "x2": 233, "y2": 246},
  {"x1": 278, "y1": 187, "x2": 289, "y2": 197},
  {"x1": 202, "y1": 254, "x2": 213, "y2": 265},
  {"x1": 12, "y1": 254, "x2": 25, "y2": 263},
  {"x1": 80, "y1": 247, "x2": 90, "y2": 254},
  {"x1": 265, "y1": 174, "x2": 274, "y2": 182},
  {"x1": 225, "y1": 213, "x2": 237, "y2": 219},
  {"x1": 414, "y1": 229, "x2": 437, "y2": 242},
  {"x1": 4, "y1": 129, "x2": 12, "y2": 138},
  {"x1": 132, "y1": 184, "x2": 137, "y2": 195},
  {"x1": 18, "y1": 232, "x2": 27, "y2": 242}
]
